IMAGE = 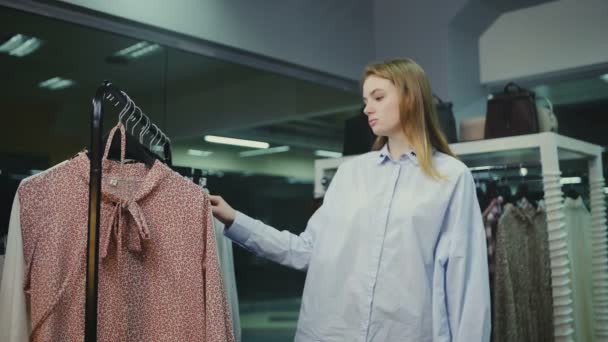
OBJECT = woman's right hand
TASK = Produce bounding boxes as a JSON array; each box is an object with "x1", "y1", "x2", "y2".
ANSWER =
[{"x1": 209, "y1": 195, "x2": 237, "y2": 227}]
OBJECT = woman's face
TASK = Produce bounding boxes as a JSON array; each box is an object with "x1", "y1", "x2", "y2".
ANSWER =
[{"x1": 362, "y1": 75, "x2": 403, "y2": 138}]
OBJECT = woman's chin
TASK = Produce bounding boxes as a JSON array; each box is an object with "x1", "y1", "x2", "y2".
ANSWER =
[{"x1": 372, "y1": 128, "x2": 386, "y2": 136}]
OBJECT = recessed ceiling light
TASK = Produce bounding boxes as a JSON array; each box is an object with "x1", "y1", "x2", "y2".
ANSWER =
[
  {"x1": 315, "y1": 150, "x2": 342, "y2": 158},
  {"x1": 187, "y1": 149, "x2": 213, "y2": 157},
  {"x1": 38, "y1": 77, "x2": 76, "y2": 90},
  {"x1": 0, "y1": 34, "x2": 43, "y2": 57},
  {"x1": 600, "y1": 74, "x2": 608, "y2": 83},
  {"x1": 111, "y1": 41, "x2": 162, "y2": 61},
  {"x1": 239, "y1": 146, "x2": 290, "y2": 158},
  {"x1": 470, "y1": 166, "x2": 493, "y2": 171},
  {"x1": 204, "y1": 135, "x2": 269, "y2": 149}
]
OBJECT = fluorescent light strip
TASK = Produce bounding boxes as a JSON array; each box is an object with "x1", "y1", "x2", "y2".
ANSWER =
[
  {"x1": 130, "y1": 44, "x2": 161, "y2": 58},
  {"x1": 114, "y1": 41, "x2": 162, "y2": 59},
  {"x1": 38, "y1": 77, "x2": 76, "y2": 90},
  {"x1": 560, "y1": 177, "x2": 581, "y2": 185},
  {"x1": 315, "y1": 150, "x2": 342, "y2": 158},
  {"x1": 469, "y1": 166, "x2": 493, "y2": 172},
  {"x1": 601, "y1": 74, "x2": 608, "y2": 83},
  {"x1": 239, "y1": 146, "x2": 290, "y2": 158},
  {"x1": 10, "y1": 37, "x2": 42, "y2": 57},
  {"x1": 187, "y1": 149, "x2": 213, "y2": 157},
  {"x1": 0, "y1": 34, "x2": 25, "y2": 53},
  {"x1": 115, "y1": 42, "x2": 148, "y2": 57},
  {"x1": 204, "y1": 135, "x2": 269, "y2": 149},
  {"x1": 0, "y1": 34, "x2": 42, "y2": 57}
]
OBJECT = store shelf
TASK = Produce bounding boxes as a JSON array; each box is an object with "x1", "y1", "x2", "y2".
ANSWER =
[{"x1": 450, "y1": 132, "x2": 604, "y2": 168}]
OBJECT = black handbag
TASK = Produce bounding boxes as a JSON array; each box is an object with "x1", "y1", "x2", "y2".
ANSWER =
[
  {"x1": 484, "y1": 82, "x2": 539, "y2": 139},
  {"x1": 433, "y1": 95, "x2": 458, "y2": 143}
]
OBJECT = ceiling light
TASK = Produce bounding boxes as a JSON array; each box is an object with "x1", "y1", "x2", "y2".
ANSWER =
[
  {"x1": 204, "y1": 135, "x2": 269, "y2": 149},
  {"x1": 187, "y1": 149, "x2": 213, "y2": 157},
  {"x1": 112, "y1": 41, "x2": 162, "y2": 60},
  {"x1": 604, "y1": 187, "x2": 608, "y2": 195},
  {"x1": 600, "y1": 74, "x2": 608, "y2": 83},
  {"x1": 315, "y1": 150, "x2": 343, "y2": 158},
  {"x1": 560, "y1": 177, "x2": 581, "y2": 185},
  {"x1": 519, "y1": 167, "x2": 528, "y2": 177},
  {"x1": 239, "y1": 146, "x2": 290, "y2": 158},
  {"x1": 470, "y1": 166, "x2": 493, "y2": 171},
  {"x1": 38, "y1": 77, "x2": 75, "y2": 90},
  {"x1": 0, "y1": 34, "x2": 43, "y2": 57}
]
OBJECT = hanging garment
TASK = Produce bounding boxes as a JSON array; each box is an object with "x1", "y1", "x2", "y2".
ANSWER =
[
  {"x1": 0, "y1": 124, "x2": 234, "y2": 342},
  {"x1": 224, "y1": 144, "x2": 491, "y2": 342},
  {"x1": 493, "y1": 203, "x2": 554, "y2": 342},
  {"x1": 564, "y1": 197, "x2": 595, "y2": 342},
  {"x1": 214, "y1": 218, "x2": 241, "y2": 342},
  {"x1": 482, "y1": 196, "x2": 503, "y2": 278}
]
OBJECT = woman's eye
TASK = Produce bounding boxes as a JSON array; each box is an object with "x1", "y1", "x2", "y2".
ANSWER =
[{"x1": 375, "y1": 96, "x2": 384, "y2": 101}]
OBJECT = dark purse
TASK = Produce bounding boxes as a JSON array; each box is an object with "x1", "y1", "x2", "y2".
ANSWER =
[
  {"x1": 433, "y1": 95, "x2": 457, "y2": 143},
  {"x1": 484, "y1": 82, "x2": 539, "y2": 139}
]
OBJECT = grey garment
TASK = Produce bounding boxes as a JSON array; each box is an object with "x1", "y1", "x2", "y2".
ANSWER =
[
  {"x1": 213, "y1": 218, "x2": 241, "y2": 342},
  {"x1": 564, "y1": 197, "x2": 595, "y2": 342},
  {"x1": 493, "y1": 203, "x2": 554, "y2": 342}
]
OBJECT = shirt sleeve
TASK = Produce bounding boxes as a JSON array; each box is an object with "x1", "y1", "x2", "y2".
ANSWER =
[
  {"x1": 224, "y1": 166, "x2": 341, "y2": 271},
  {"x1": 0, "y1": 192, "x2": 30, "y2": 342},
  {"x1": 434, "y1": 170, "x2": 491, "y2": 342}
]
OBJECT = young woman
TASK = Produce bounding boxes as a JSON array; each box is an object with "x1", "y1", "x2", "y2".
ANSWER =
[{"x1": 211, "y1": 58, "x2": 491, "y2": 342}]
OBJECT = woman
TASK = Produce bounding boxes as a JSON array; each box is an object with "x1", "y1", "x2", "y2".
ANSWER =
[{"x1": 211, "y1": 58, "x2": 491, "y2": 342}]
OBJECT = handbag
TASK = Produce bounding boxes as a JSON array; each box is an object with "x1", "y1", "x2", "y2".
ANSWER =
[
  {"x1": 433, "y1": 95, "x2": 458, "y2": 143},
  {"x1": 459, "y1": 116, "x2": 486, "y2": 141},
  {"x1": 536, "y1": 96, "x2": 558, "y2": 133},
  {"x1": 484, "y1": 82, "x2": 539, "y2": 139}
]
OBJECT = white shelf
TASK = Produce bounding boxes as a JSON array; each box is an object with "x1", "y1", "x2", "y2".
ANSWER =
[{"x1": 450, "y1": 132, "x2": 604, "y2": 168}]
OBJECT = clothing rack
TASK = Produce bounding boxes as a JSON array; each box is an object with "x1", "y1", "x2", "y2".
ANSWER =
[
  {"x1": 86, "y1": 81, "x2": 171, "y2": 342},
  {"x1": 451, "y1": 133, "x2": 607, "y2": 341}
]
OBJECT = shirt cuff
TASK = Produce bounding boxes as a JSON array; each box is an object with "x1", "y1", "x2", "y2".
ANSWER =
[{"x1": 223, "y1": 211, "x2": 255, "y2": 245}]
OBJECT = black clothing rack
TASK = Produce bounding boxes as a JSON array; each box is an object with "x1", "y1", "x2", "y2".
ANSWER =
[{"x1": 85, "y1": 81, "x2": 171, "y2": 341}]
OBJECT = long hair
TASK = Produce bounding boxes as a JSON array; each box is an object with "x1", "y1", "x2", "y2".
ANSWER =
[{"x1": 363, "y1": 58, "x2": 455, "y2": 180}]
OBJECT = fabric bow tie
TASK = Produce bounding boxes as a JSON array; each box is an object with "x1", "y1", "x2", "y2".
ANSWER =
[{"x1": 101, "y1": 199, "x2": 151, "y2": 259}]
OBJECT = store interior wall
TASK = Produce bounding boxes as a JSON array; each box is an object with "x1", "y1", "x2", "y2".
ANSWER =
[
  {"x1": 480, "y1": 0, "x2": 608, "y2": 85},
  {"x1": 373, "y1": 0, "x2": 557, "y2": 128},
  {"x1": 55, "y1": 0, "x2": 374, "y2": 81}
]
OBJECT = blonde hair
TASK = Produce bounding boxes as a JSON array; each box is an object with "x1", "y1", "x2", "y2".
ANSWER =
[{"x1": 362, "y1": 58, "x2": 455, "y2": 180}]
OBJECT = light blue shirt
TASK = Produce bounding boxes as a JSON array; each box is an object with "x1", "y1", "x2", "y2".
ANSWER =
[{"x1": 225, "y1": 145, "x2": 491, "y2": 342}]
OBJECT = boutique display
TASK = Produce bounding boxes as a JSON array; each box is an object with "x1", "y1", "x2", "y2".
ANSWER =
[{"x1": 0, "y1": 85, "x2": 236, "y2": 342}]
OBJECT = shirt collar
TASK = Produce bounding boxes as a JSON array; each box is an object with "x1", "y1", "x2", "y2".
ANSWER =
[{"x1": 377, "y1": 143, "x2": 419, "y2": 166}]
